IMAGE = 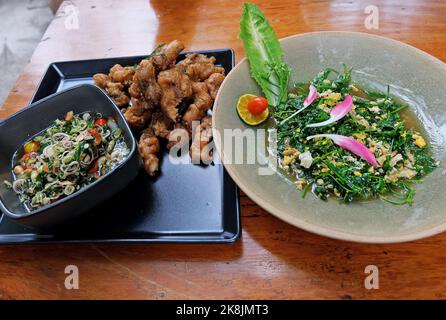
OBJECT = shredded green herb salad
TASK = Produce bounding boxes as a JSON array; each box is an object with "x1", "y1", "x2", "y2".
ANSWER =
[
  {"x1": 275, "y1": 67, "x2": 438, "y2": 204},
  {"x1": 4, "y1": 111, "x2": 129, "y2": 210},
  {"x1": 239, "y1": 3, "x2": 438, "y2": 205}
]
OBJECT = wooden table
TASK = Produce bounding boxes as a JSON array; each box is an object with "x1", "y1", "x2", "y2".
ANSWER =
[{"x1": 1, "y1": 0, "x2": 446, "y2": 299}]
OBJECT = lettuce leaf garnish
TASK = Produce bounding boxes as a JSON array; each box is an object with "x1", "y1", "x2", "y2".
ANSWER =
[{"x1": 239, "y1": 3, "x2": 291, "y2": 107}]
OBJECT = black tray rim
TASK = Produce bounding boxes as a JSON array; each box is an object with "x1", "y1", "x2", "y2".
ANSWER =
[{"x1": 0, "y1": 49, "x2": 241, "y2": 244}]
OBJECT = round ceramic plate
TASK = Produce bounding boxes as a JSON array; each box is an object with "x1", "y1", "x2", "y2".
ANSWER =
[{"x1": 213, "y1": 31, "x2": 446, "y2": 243}]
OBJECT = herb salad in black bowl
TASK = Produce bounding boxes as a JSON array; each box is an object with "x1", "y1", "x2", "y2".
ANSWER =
[{"x1": 0, "y1": 84, "x2": 140, "y2": 229}]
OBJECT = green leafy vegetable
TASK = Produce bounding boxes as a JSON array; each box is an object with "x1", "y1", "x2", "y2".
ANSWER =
[
  {"x1": 239, "y1": 3, "x2": 291, "y2": 107},
  {"x1": 274, "y1": 67, "x2": 438, "y2": 205}
]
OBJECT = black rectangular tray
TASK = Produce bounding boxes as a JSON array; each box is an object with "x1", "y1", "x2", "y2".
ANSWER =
[{"x1": 0, "y1": 49, "x2": 241, "y2": 244}]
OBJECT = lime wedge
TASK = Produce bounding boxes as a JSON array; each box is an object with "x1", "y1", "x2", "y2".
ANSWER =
[{"x1": 236, "y1": 94, "x2": 269, "y2": 126}]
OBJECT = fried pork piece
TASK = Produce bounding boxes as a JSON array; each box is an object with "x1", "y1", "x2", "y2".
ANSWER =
[
  {"x1": 96, "y1": 40, "x2": 226, "y2": 176},
  {"x1": 205, "y1": 72, "x2": 225, "y2": 99},
  {"x1": 183, "y1": 82, "x2": 213, "y2": 130},
  {"x1": 129, "y1": 59, "x2": 162, "y2": 108},
  {"x1": 191, "y1": 82, "x2": 213, "y2": 111},
  {"x1": 109, "y1": 64, "x2": 135, "y2": 86},
  {"x1": 157, "y1": 68, "x2": 193, "y2": 122},
  {"x1": 151, "y1": 40, "x2": 185, "y2": 71},
  {"x1": 182, "y1": 104, "x2": 203, "y2": 132},
  {"x1": 190, "y1": 116, "x2": 213, "y2": 163},
  {"x1": 175, "y1": 53, "x2": 214, "y2": 70},
  {"x1": 176, "y1": 53, "x2": 225, "y2": 82},
  {"x1": 93, "y1": 73, "x2": 110, "y2": 88},
  {"x1": 138, "y1": 128, "x2": 160, "y2": 176},
  {"x1": 93, "y1": 73, "x2": 130, "y2": 108},
  {"x1": 167, "y1": 123, "x2": 190, "y2": 150},
  {"x1": 151, "y1": 111, "x2": 173, "y2": 139},
  {"x1": 124, "y1": 98, "x2": 152, "y2": 130}
]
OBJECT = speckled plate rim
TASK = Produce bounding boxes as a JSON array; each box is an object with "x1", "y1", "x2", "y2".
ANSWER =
[{"x1": 213, "y1": 31, "x2": 446, "y2": 244}]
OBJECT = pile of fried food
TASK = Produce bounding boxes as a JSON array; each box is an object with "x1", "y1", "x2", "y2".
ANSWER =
[{"x1": 93, "y1": 40, "x2": 225, "y2": 176}]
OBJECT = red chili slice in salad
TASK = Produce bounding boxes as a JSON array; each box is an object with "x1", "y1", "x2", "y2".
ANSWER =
[{"x1": 95, "y1": 118, "x2": 108, "y2": 126}]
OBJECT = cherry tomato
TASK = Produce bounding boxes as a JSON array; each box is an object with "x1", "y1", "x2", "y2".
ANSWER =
[
  {"x1": 95, "y1": 118, "x2": 108, "y2": 126},
  {"x1": 23, "y1": 141, "x2": 40, "y2": 154},
  {"x1": 247, "y1": 97, "x2": 268, "y2": 115}
]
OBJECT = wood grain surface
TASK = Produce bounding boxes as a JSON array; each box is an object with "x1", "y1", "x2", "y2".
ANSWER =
[{"x1": 1, "y1": 0, "x2": 446, "y2": 299}]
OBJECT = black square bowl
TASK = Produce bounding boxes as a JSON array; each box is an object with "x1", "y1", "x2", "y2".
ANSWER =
[{"x1": 0, "y1": 84, "x2": 140, "y2": 229}]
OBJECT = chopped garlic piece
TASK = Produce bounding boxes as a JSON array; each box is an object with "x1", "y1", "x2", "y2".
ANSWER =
[
  {"x1": 299, "y1": 151, "x2": 313, "y2": 169},
  {"x1": 317, "y1": 103, "x2": 331, "y2": 113},
  {"x1": 295, "y1": 179, "x2": 306, "y2": 190},
  {"x1": 390, "y1": 154, "x2": 403, "y2": 167},
  {"x1": 369, "y1": 106, "x2": 381, "y2": 113},
  {"x1": 319, "y1": 89, "x2": 333, "y2": 98}
]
